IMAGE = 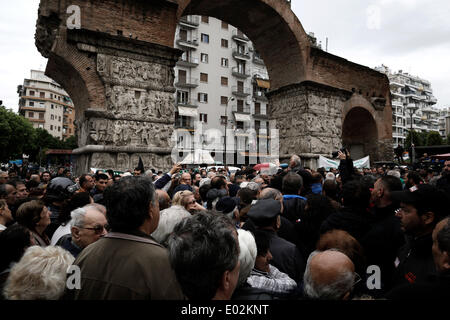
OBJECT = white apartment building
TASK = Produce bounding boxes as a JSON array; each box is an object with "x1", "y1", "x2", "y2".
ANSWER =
[
  {"x1": 375, "y1": 65, "x2": 439, "y2": 147},
  {"x1": 173, "y1": 15, "x2": 271, "y2": 164},
  {"x1": 18, "y1": 70, "x2": 75, "y2": 140},
  {"x1": 438, "y1": 107, "x2": 450, "y2": 139}
]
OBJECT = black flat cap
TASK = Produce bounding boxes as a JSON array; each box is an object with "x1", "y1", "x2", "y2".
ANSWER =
[{"x1": 247, "y1": 199, "x2": 281, "y2": 221}]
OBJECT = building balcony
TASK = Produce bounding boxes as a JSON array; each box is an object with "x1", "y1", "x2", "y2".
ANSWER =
[
  {"x1": 174, "y1": 77, "x2": 199, "y2": 88},
  {"x1": 19, "y1": 106, "x2": 46, "y2": 112},
  {"x1": 175, "y1": 122, "x2": 195, "y2": 131},
  {"x1": 253, "y1": 55, "x2": 265, "y2": 65},
  {"x1": 176, "y1": 55, "x2": 199, "y2": 68},
  {"x1": 179, "y1": 16, "x2": 200, "y2": 28},
  {"x1": 176, "y1": 99, "x2": 199, "y2": 108},
  {"x1": 232, "y1": 30, "x2": 249, "y2": 43},
  {"x1": 254, "y1": 90, "x2": 268, "y2": 102},
  {"x1": 232, "y1": 49, "x2": 251, "y2": 61},
  {"x1": 176, "y1": 37, "x2": 199, "y2": 49},
  {"x1": 390, "y1": 80, "x2": 405, "y2": 88},
  {"x1": 232, "y1": 67, "x2": 250, "y2": 79},
  {"x1": 253, "y1": 112, "x2": 268, "y2": 120},
  {"x1": 232, "y1": 86, "x2": 251, "y2": 97},
  {"x1": 391, "y1": 92, "x2": 405, "y2": 98},
  {"x1": 232, "y1": 105, "x2": 250, "y2": 114},
  {"x1": 28, "y1": 118, "x2": 45, "y2": 123}
]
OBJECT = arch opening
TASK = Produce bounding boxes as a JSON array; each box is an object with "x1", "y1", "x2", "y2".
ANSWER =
[{"x1": 342, "y1": 107, "x2": 378, "y2": 161}]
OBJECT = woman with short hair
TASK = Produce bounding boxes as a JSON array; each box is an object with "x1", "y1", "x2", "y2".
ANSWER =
[{"x1": 15, "y1": 200, "x2": 51, "y2": 246}]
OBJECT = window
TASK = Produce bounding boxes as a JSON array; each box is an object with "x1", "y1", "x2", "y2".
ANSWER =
[
  {"x1": 198, "y1": 93, "x2": 208, "y2": 103},
  {"x1": 237, "y1": 100, "x2": 244, "y2": 112},
  {"x1": 236, "y1": 121, "x2": 244, "y2": 130},
  {"x1": 221, "y1": 96, "x2": 228, "y2": 105},
  {"x1": 200, "y1": 113, "x2": 208, "y2": 123},
  {"x1": 69, "y1": 128, "x2": 72, "y2": 134},
  {"x1": 39, "y1": 113, "x2": 44, "y2": 120},
  {"x1": 59, "y1": 116, "x2": 61, "y2": 122},
  {"x1": 222, "y1": 21, "x2": 228, "y2": 29},
  {"x1": 200, "y1": 73, "x2": 208, "y2": 83},
  {"x1": 51, "y1": 115, "x2": 54, "y2": 120},
  {"x1": 40, "y1": 92, "x2": 45, "y2": 98},
  {"x1": 29, "y1": 90, "x2": 35, "y2": 96},
  {"x1": 201, "y1": 16, "x2": 209, "y2": 23},
  {"x1": 255, "y1": 103, "x2": 261, "y2": 115},
  {"x1": 201, "y1": 33, "x2": 209, "y2": 43},
  {"x1": 51, "y1": 104, "x2": 54, "y2": 109},
  {"x1": 50, "y1": 94, "x2": 53, "y2": 99},
  {"x1": 38, "y1": 124, "x2": 44, "y2": 129},
  {"x1": 179, "y1": 29, "x2": 188, "y2": 41},
  {"x1": 58, "y1": 126, "x2": 61, "y2": 132},
  {"x1": 50, "y1": 125, "x2": 53, "y2": 130},
  {"x1": 28, "y1": 112, "x2": 34, "y2": 118},
  {"x1": 221, "y1": 58, "x2": 229, "y2": 67},
  {"x1": 201, "y1": 53, "x2": 209, "y2": 63},
  {"x1": 29, "y1": 101, "x2": 34, "y2": 107},
  {"x1": 177, "y1": 90, "x2": 189, "y2": 104},
  {"x1": 221, "y1": 39, "x2": 228, "y2": 48},
  {"x1": 221, "y1": 116, "x2": 228, "y2": 125},
  {"x1": 221, "y1": 77, "x2": 228, "y2": 86},
  {"x1": 255, "y1": 120, "x2": 261, "y2": 131}
]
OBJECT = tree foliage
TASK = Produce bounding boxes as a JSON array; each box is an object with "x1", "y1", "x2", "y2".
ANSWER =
[
  {"x1": 0, "y1": 107, "x2": 36, "y2": 162},
  {"x1": 425, "y1": 131, "x2": 443, "y2": 146},
  {"x1": 0, "y1": 107, "x2": 78, "y2": 163}
]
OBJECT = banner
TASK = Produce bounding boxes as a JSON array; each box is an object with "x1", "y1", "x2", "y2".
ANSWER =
[{"x1": 318, "y1": 155, "x2": 370, "y2": 170}]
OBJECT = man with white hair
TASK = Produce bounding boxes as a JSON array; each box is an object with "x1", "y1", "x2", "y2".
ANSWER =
[
  {"x1": 56, "y1": 204, "x2": 108, "y2": 258},
  {"x1": 303, "y1": 249, "x2": 358, "y2": 300}
]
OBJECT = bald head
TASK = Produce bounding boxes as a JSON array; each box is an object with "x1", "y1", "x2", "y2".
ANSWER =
[
  {"x1": 156, "y1": 189, "x2": 171, "y2": 211},
  {"x1": 259, "y1": 188, "x2": 282, "y2": 201},
  {"x1": 304, "y1": 250, "x2": 356, "y2": 300}
]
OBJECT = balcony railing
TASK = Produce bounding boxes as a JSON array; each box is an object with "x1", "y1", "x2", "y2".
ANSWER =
[
  {"x1": 232, "y1": 105, "x2": 250, "y2": 114},
  {"x1": 232, "y1": 30, "x2": 249, "y2": 42},
  {"x1": 232, "y1": 66, "x2": 250, "y2": 78},
  {"x1": 254, "y1": 90, "x2": 268, "y2": 102},
  {"x1": 176, "y1": 99, "x2": 199, "y2": 108},
  {"x1": 174, "y1": 77, "x2": 199, "y2": 88},
  {"x1": 179, "y1": 16, "x2": 200, "y2": 28},
  {"x1": 232, "y1": 48, "x2": 251, "y2": 60},
  {"x1": 177, "y1": 55, "x2": 199, "y2": 68},
  {"x1": 176, "y1": 37, "x2": 199, "y2": 48},
  {"x1": 232, "y1": 86, "x2": 251, "y2": 97}
]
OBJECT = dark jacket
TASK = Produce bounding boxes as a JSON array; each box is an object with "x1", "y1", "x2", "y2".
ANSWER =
[
  {"x1": 56, "y1": 234, "x2": 82, "y2": 258},
  {"x1": 338, "y1": 158, "x2": 355, "y2": 185},
  {"x1": 360, "y1": 204, "x2": 405, "y2": 294},
  {"x1": 154, "y1": 173, "x2": 172, "y2": 190},
  {"x1": 386, "y1": 274, "x2": 450, "y2": 299},
  {"x1": 320, "y1": 206, "x2": 372, "y2": 244},
  {"x1": 65, "y1": 231, "x2": 185, "y2": 300},
  {"x1": 263, "y1": 230, "x2": 305, "y2": 284},
  {"x1": 392, "y1": 233, "x2": 437, "y2": 288},
  {"x1": 232, "y1": 283, "x2": 276, "y2": 300},
  {"x1": 282, "y1": 195, "x2": 307, "y2": 223}
]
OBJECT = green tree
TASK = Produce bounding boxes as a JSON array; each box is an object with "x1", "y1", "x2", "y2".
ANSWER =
[
  {"x1": 425, "y1": 131, "x2": 443, "y2": 146},
  {"x1": 446, "y1": 134, "x2": 450, "y2": 145},
  {"x1": 405, "y1": 130, "x2": 424, "y2": 149},
  {"x1": 25, "y1": 128, "x2": 67, "y2": 162},
  {"x1": 62, "y1": 135, "x2": 78, "y2": 150},
  {"x1": 0, "y1": 106, "x2": 36, "y2": 162}
]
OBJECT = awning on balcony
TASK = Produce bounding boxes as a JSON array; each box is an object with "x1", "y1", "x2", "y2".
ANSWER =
[
  {"x1": 234, "y1": 113, "x2": 251, "y2": 122},
  {"x1": 178, "y1": 106, "x2": 198, "y2": 117},
  {"x1": 256, "y1": 79, "x2": 270, "y2": 89}
]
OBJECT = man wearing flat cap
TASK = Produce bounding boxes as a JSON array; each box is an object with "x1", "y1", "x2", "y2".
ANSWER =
[
  {"x1": 246, "y1": 199, "x2": 306, "y2": 283},
  {"x1": 391, "y1": 184, "x2": 448, "y2": 287}
]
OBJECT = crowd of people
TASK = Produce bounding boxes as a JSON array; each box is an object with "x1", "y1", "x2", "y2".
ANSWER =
[{"x1": 0, "y1": 150, "x2": 449, "y2": 300}]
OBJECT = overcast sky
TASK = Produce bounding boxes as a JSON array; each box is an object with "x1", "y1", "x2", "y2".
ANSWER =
[{"x1": 1, "y1": 0, "x2": 449, "y2": 112}]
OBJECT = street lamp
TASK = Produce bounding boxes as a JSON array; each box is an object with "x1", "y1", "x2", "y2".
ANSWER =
[
  {"x1": 224, "y1": 96, "x2": 235, "y2": 165},
  {"x1": 406, "y1": 103, "x2": 419, "y2": 164}
]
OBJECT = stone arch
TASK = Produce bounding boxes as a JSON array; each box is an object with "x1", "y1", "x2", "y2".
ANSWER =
[
  {"x1": 176, "y1": 0, "x2": 311, "y2": 90},
  {"x1": 342, "y1": 106, "x2": 378, "y2": 161}
]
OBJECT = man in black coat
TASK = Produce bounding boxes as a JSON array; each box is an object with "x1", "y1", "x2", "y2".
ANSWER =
[
  {"x1": 247, "y1": 199, "x2": 306, "y2": 283},
  {"x1": 320, "y1": 180, "x2": 372, "y2": 244},
  {"x1": 390, "y1": 184, "x2": 448, "y2": 288},
  {"x1": 386, "y1": 216, "x2": 450, "y2": 299},
  {"x1": 281, "y1": 172, "x2": 307, "y2": 223},
  {"x1": 361, "y1": 175, "x2": 405, "y2": 295}
]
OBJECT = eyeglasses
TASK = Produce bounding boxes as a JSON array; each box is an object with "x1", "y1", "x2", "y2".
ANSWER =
[
  {"x1": 80, "y1": 224, "x2": 109, "y2": 234},
  {"x1": 353, "y1": 273, "x2": 362, "y2": 289}
]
